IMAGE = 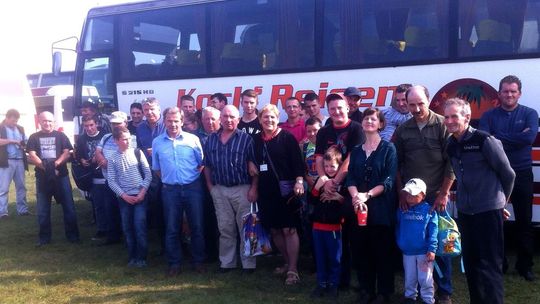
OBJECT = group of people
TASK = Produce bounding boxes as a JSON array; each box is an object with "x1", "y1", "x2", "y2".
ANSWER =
[{"x1": 0, "y1": 75, "x2": 537, "y2": 304}]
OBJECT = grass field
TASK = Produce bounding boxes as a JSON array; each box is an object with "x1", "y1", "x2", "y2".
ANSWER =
[{"x1": 1, "y1": 169, "x2": 539, "y2": 303}]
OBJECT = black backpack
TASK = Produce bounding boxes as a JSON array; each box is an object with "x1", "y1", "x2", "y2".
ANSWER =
[
  {"x1": 71, "y1": 134, "x2": 113, "y2": 191},
  {"x1": 71, "y1": 160, "x2": 94, "y2": 191}
]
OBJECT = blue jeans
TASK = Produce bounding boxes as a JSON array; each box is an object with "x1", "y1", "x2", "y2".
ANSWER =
[
  {"x1": 162, "y1": 180, "x2": 205, "y2": 267},
  {"x1": 118, "y1": 196, "x2": 148, "y2": 262},
  {"x1": 0, "y1": 159, "x2": 28, "y2": 215},
  {"x1": 313, "y1": 229, "x2": 342, "y2": 287},
  {"x1": 36, "y1": 175, "x2": 79, "y2": 243}
]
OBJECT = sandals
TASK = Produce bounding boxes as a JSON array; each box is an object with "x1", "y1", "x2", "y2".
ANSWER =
[
  {"x1": 285, "y1": 271, "x2": 300, "y2": 285},
  {"x1": 273, "y1": 264, "x2": 288, "y2": 275}
]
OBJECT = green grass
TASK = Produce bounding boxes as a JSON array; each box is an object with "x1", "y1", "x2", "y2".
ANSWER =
[{"x1": 0, "y1": 168, "x2": 539, "y2": 303}]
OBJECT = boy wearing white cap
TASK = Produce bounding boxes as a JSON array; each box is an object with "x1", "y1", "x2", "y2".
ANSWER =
[{"x1": 396, "y1": 178, "x2": 438, "y2": 304}]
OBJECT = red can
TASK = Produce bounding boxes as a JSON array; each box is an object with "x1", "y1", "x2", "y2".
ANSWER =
[{"x1": 357, "y1": 205, "x2": 368, "y2": 226}]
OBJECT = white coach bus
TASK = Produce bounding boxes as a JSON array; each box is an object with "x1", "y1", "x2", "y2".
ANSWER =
[{"x1": 59, "y1": 0, "x2": 540, "y2": 221}]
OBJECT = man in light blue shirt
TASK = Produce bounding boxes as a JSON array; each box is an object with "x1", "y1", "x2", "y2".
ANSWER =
[
  {"x1": 381, "y1": 83, "x2": 413, "y2": 141},
  {"x1": 152, "y1": 107, "x2": 205, "y2": 276}
]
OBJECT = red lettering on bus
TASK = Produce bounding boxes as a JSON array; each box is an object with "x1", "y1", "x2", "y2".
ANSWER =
[
  {"x1": 232, "y1": 86, "x2": 243, "y2": 108},
  {"x1": 359, "y1": 87, "x2": 375, "y2": 108},
  {"x1": 319, "y1": 82, "x2": 329, "y2": 108},
  {"x1": 295, "y1": 90, "x2": 315, "y2": 101},
  {"x1": 375, "y1": 86, "x2": 395, "y2": 107},
  {"x1": 270, "y1": 84, "x2": 293, "y2": 107},
  {"x1": 197, "y1": 94, "x2": 211, "y2": 109},
  {"x1": 177, "y1": 89, "x2": 196, "y2": 107}
]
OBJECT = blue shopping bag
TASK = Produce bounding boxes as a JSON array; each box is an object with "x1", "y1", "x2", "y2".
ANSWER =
[{"x1": 243, "y1": 202, "x2": 272, "y2": 257}]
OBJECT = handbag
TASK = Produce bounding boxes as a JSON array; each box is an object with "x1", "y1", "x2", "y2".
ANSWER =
[
  {"x1": 263, "y1": 142, "x2": 296, "y2": 197},
  {"x1": 278, "y1": 180, "x2": 295, "y2": 197},
  {"x1": 242, "y1": 202, "x2": 272, "y2": 257},
  {"x1": 436, "y1": 209, "x2": 462, "y2": 257}
]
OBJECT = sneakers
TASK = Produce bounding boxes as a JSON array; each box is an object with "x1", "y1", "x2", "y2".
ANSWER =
[
  {"x1": 518, "y1": 270, "x2": 536, "y2": 282},
  {"x1": 193, "y1": 264, "x2": 207, "y2": 274},
  {"x1": 167, "y1": 266, "x2": 181, "y2": 277},
  {"x1": 35, "y1": 240, "x2": 50, "y2": 247},
  {"x1": 437, "y1": 294, "x2": 452, "y2": 304},
  {"x1": 128, "y1": 259, "x2": 147, "y2": 268},
  {"x1": 402, "y1": 298, "x2": 416, "y2": 304},
  {"x1": 326, "y1": 286, "x2": 339, "y2": 298},
  {"x1": 215, "y1": 267, "x2": 233, "y2": 274},
  {"x1": 310, "y1": 284, "x2": 338, "y2": 299},
  {"x1": 310, "y1": 285, "x2": 326, "y2": 298},
  {"x1": 91, "y1": 231, "x2": 107, "y2": 241},
  {"x1": 135, "y1": 260, "x2": 147, "y2": 268},
  {"x1": 242, "y1": 268, "x2": 255, "y2": 275}
]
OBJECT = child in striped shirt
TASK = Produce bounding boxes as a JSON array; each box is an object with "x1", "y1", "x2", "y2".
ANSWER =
[{"x1": 107, "y1": 126, "x2": 152, "y2": 267}]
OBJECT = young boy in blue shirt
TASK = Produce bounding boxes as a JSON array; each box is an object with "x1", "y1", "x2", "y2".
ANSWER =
[{"x1": 396, "y1": 178, "x2": 438, "y2": 304}]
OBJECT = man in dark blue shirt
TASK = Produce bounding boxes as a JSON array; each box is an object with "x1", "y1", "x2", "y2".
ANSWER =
[
  {"x1": 204, "y1": 105, "x2": 258, "y2": 273},
  {"x1": 136, "y1": 97, "x2": 166, "y2": 254},
  {"x1": 479, "y1": 75, "x2": 539, "y2": 281}
]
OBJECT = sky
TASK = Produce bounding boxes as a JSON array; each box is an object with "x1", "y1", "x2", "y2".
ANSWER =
[{"x1": 0, "y1": 0, "x2": 134, "y2": 76}]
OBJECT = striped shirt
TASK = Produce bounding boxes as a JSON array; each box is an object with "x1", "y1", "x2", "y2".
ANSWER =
[
  {"x1": 204, "y1": 129, "x2": 255, "y2": 186},
  {"x1": 97, "y1": 133, "x2": 137, "y2": 179},
  {"x1": 380, "y1": 107, "x2": 412, "y2": 141},
  {"x1": 152, "y1": 131, "x2": 203, "y2": 185},
  {"x1": 107, "y1": 148, "x2": 152, "y2": 197}
]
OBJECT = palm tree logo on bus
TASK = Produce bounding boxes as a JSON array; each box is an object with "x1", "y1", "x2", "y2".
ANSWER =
[{"x1": 430, "y1": 78, "x2": 499, "y2": 127}]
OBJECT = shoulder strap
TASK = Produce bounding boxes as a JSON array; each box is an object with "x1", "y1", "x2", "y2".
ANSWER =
[
  {"x1": 263, "y1": 142, "x2": 281, "y2": 181},
  {"x1": 0, "y1": 124, "x2": 6, "y2": 138},
  {"x1": 134, "y1": 148, "x2": 145, "y2": 180},
  {"x1": 104, "y1": 133, "x2": 113, "y2": 146}
]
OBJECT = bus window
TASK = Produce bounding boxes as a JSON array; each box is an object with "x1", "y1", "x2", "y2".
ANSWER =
[
  {"x1": 322, "y1": 0, "x2": 449, "y2": 66},
  {"x1": 458, "y1": 0, "x2": 540, "y2": 57},
  {"x1": 82, "y1": 57, "x2": 114, "y2": 113},
  {"x1": 210, "y1": 0, "x2": 315, "y2": 74},
  {"x1": 118, "y1": 5, "x2": 207, "y2": 80},
  {"x1": 82, "y1": 16, "x2": 114, "y2": 51}
]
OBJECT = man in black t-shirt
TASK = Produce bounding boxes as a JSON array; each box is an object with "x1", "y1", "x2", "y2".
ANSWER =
[
  {"x1": 315, "y1": 93, "x2": 363, "y2": 186},
  {"x1": 238, "y1": 89, "x2": 261, "y2": 137},
  {"x1": 27, "y1": 111, "x2": 80, "y2": 246}
]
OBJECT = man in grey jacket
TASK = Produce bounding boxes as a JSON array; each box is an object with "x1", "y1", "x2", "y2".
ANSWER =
[{"x1": 444, "y1": 98, "x2": 515, "y2": 304}]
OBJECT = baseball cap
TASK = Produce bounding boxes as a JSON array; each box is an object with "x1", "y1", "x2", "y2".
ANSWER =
[
  {"x1": 402, "y1": 178, "x2": 427, "y2": 196},
  {"x1": 109, "y1": 111, "x2": 127, "y2": 123},
  {"x1": 344, "y1": 87, "x2": 361, "y2": 97}
]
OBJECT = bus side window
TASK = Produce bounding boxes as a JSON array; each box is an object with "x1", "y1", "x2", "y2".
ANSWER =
[{"x1": 135, "y1": 64, "x2": 157, "y2": 78}]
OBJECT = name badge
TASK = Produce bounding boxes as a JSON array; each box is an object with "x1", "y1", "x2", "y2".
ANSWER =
[{"x1": 260, "y1": 164, "x2": 268, "y2": 172}]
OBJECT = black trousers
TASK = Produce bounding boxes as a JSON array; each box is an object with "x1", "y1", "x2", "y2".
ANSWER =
[
  {"x1": 510, "y1": 168, "x2": 534, "y2": 272},
  {"x1": 458, "y1": 209, "x2": 504, "y2": 304},
  {"x1": 351, "y1": 224, "x2": 395, "y2": 296},
  {"x1": 147, "y1": 173, "x2": 165, "y2": 251}
]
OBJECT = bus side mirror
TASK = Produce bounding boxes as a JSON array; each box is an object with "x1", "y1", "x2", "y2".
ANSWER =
[{"x1": 52, "y1": 52, "x2": 62, "y2": 76}]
